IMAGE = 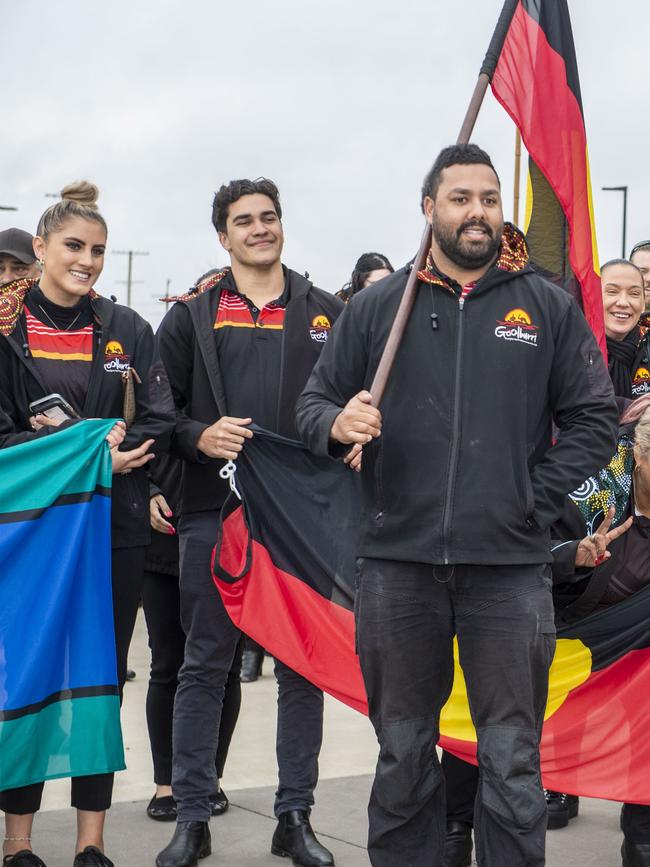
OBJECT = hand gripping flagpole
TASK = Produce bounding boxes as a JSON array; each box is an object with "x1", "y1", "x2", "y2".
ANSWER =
[{"x1": 368, "y1": 0, "x2": 520, "y2": 408}]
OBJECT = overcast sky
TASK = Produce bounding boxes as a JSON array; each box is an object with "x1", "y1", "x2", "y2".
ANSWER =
[{"x1": 3, "y1": 1, "x2": 647, "y2": 327}]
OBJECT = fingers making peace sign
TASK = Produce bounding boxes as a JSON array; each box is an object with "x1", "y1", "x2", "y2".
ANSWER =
[{"x1": 574, "y1": 506, "x2": 634, "y2": 569}]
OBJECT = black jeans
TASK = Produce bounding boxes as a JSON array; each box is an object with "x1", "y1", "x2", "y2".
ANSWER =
[
  {"x1": 356, "y1": 558, "x2": 555, "y2": 867},
  {"x1": 142, "y1": 568, "x2": 243, "y2": 786},
  {"x1": 0, "y1": 546, "x2": 145, "y2": 814},
  {"x1": 172, "y1": 510, "x2": 323, "y2": 822}
]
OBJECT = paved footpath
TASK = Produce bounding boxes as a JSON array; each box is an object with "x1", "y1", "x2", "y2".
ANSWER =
[{"x1": 7, "y1": 613, "x2": 626, "y2": 866}]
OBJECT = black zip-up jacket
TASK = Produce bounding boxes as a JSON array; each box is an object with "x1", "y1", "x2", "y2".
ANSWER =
[
  {"x1": 296, "y1": 228, "x2": 619, "y2": 566},
  {"x1": 0, "y1": 286, "x2": 174, "y2": 547},
  {"x1": 157, "y1": 267, "x2": 343, "y2": 515}
]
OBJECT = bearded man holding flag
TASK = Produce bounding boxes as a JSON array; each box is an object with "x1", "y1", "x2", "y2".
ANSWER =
[{"x1": 296, "y1": 143, "x2": 618, "y2": 867}]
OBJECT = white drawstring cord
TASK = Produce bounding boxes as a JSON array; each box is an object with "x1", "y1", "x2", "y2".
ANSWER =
[{"x1": 219, "y1": 460, "x2": 242, "y2": 500}]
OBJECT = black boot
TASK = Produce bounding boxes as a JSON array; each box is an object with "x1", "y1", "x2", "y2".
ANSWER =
[
  {"x1": 240, "y1": 647, "x2": 264, "y2": 682},
  {"x1": 271, "y1": 810, "x2": 334, "y2": 866},
  {"x1": 443, "y1": 821, "x2": 472, "y2": 867},
  {"x1": 622, "y1": 840, "x2": 650, "y2": 866},
  {"x1": 545, "y1": 790, "x2": 579, "y2": 830},
  {"x1": 155, "y1": 822, "x2": 211, "y2": 867}
]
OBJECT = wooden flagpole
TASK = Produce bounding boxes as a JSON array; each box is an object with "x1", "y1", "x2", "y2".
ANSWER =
[
  {"x1": 368, "y1": 0, "x2": 520, "y2": 407},
  {"x1": 513, "y1": 128, "x2": 522, "y2": 226}
]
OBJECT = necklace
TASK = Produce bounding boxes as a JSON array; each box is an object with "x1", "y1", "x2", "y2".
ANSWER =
[{"x1": 37, "y1": 303, "x2": 83, "y2": 332}]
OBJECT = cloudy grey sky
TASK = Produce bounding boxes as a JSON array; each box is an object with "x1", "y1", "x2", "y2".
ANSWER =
[{"x1": 3, "y1": 1, "x2": 646, "y2": 327}]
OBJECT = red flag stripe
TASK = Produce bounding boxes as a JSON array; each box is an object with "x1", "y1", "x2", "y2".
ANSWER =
[{"x1": 491, "y1": 2, "x2": 605, "y2": 353}]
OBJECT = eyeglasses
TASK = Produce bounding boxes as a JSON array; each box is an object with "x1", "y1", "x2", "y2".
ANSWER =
[{"x1": 630, "y1": 240, "x2": 650, "y2": 258}]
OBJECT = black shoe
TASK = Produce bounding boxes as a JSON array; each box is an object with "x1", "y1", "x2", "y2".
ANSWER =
[
  {"x1": 3, "y1": 853, "x2": 47, "y2": 867},
  {"x1": 545, "y1": 790, "x2": 579, "y2": 830},
  {"x1": 156, "y1": 822, "x2": 211, "y2": 867},
  {"x1": 240, "y1": 649, "x2": 264, "y2": 682},
  {"x1": 125, "y1": 669, "x2": 136, "y2": 681},
  {"x1": 271, "y1": 810, "x2": 334, "y2": 866},
  {"x1": 622, "y1": 840, "x2": 650, "y2": 867},
  {"x1": 443, "y1": 821, "x2": 473, "y2": 867},
  {"x1": 209, "y1": 788, "x2": 229, "y2": 816},
  {"x1": 147, "y1": 794, "x2": 178, "y2": 821},
  {"x1": 73, "y1": 848, "x2": 114, "y2": 867}
]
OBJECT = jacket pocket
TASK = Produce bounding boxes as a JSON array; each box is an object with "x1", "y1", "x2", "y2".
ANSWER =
[{"x1": 118, "y1": 471, "x2": 146, "y2": 519}]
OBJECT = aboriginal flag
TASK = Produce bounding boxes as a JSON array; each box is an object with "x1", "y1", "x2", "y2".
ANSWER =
[
  {"x1": 214, "y1": 430, "x2": 650, "y2": 803},
  {"x1": 0, "y1": 420, "x2": 124, "y2": 791},
  {"x1": 487, "y1": 0, "x2": 605, "y2": 354}
]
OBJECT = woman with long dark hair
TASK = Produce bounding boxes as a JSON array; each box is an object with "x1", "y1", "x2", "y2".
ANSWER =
[{"x1": 335, "y1": 252, "x2": 393, "y2": 302}]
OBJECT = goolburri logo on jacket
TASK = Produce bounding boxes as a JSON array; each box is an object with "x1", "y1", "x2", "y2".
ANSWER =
[
  {"x1": 104, "y1": 340, "x2": 131, "y2": 373},
  {"x1": 632, "y1": 366, "x2": 650, "y2": 397},
  {"x1": 495, "y1": 308, "x2": 539, "y2": 348},
  {"x1": 309, "y1": 315, "x2": 331, "y2": 343}
]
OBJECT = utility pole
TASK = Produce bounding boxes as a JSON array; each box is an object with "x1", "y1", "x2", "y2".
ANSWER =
[
  {"x1": 602, "y1": 185, "x2": 628, "y2": 258},
  {"x1": 113, "y1": 249, "x2": 149, "y2": 308}
]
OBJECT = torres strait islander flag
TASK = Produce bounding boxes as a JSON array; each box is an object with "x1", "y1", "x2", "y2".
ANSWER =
[
  {"x1": 214, "y1": 430, "x2": 650, "y2": 804},
  {"x1": 489, "y1": 0, "x2": 605, "y2": 355},
  {"x1": 0, "y1": 420, "x2": 124, "y2": 792}
]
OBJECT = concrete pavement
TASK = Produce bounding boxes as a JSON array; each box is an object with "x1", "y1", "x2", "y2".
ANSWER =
[{"x1": 5, "y1": 612, "x2": 628, "y2": 866}]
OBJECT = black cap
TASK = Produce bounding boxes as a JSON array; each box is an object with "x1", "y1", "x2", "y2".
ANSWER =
[{"x1": 0, "y1": 228, "x2": 36, "y2": 264}]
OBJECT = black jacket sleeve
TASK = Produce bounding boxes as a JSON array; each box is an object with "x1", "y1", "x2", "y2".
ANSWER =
[
  {"x1": 156, "y1": 302, "x2": 210, "y2": 463},
  {"x1": 529, "y1": 301, "x2": 619, "y2": 530},
  {"x1": 0, "y1": 408, "x2": 77, "y2": 448},
  {"x1": 0, "y1": 337, "x2": 76, "y2": 448},
  {"x1": 296, "y1": 299, "x2": 370, "y2": 457}
]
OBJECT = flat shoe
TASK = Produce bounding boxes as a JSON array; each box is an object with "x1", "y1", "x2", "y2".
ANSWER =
[
  {"x1": 73, "y1": 846, "x2": 114, "y2": 867},
  {"x1": 148, "y1": 794, "x2": 178, "y2": 821},
  {"x1": 3, "y1": 853, "x2": 48, "y2": 867},
  {"x1": 210, "y1": 788, "x2": 229, "y2": 816}
]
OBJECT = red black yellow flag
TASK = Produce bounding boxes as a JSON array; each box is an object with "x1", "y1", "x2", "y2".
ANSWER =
[
  {"x1": 215, "y1": 432, "x2": 650, "y2": 804},
  {"x1": 488, "y1": 0, "x2": 605, "y2": 354}
]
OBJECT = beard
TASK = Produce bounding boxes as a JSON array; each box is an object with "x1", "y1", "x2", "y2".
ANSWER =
[{"x1": 433, "y1": 217, "x2": 502, "y2": 270}]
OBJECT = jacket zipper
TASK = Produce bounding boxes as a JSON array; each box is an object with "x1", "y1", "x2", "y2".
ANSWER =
[{"x1": 442, "y1": 295, "x2": 465, "y2": 564}]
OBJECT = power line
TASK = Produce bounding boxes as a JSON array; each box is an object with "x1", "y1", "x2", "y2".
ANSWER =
[{"x1": 112, "y1": 250, "x2": 150, "y2": 308}]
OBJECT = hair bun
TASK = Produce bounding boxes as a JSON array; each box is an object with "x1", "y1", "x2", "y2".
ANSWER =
[{"x1": 59, "y1": 181, "x2": 99, "y2": 210}]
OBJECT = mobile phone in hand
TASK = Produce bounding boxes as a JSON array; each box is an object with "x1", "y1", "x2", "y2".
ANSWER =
[{"x1": 28, "y1": 393, "x2": 80, "y2": 422}]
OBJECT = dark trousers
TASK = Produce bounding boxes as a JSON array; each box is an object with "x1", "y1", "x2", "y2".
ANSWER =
[
  {"x1": 443, "y1": 763, "x2": 650, "y2": 845},
  {"x1": 623, "y1": 805, "x2": 650, "y2": 843},
  {"x1": 172, "y1": 510, "x2": 323, "y2": 822},
  {"x1": 356, "y1": 557, "x2": 555, "y2": 867},
  {"x1": 443, "y1": 751, "x2": 478, "y2": 826},
  {"x1": 0, "y1": 546, "x2": 145, "y2": 814},
  {"x1": 142, "y1": 568, "x2": 243, "y2": 785}
]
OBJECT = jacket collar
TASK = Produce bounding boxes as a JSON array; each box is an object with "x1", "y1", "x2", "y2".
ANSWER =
[
  {"x1": 417, "y1": 222, "x2": 530, "y2": 293},
  {"x1": 0, "y1": 278, "x2": 101, "y2": 336},
  {"x1": 161, "y1": 265, "x2": 313, "y2": 307}
]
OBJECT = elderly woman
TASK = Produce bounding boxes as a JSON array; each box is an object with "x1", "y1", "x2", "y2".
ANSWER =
[
  {"x1": 443, "y1": 258, "x2": 650, "y2": 867},
  {"x1": 550, "y1": 396, "x2": 650, "y2": 867}
]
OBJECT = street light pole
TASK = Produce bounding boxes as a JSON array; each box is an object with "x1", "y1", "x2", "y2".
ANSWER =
[
  {"x1": 113, "y1": 249, "x2": 149, "y2": 307},
  {"x1": 602, "y1": 185, "x2": 628, "y2": 258}
]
